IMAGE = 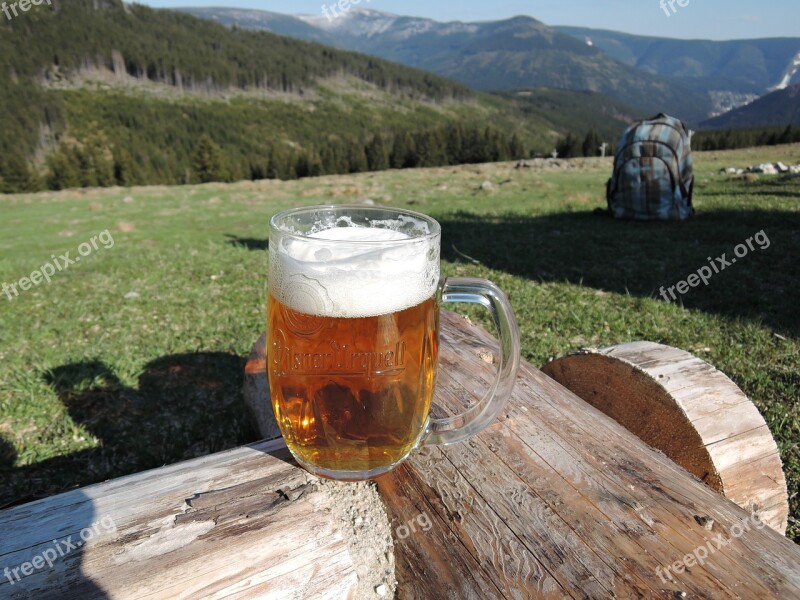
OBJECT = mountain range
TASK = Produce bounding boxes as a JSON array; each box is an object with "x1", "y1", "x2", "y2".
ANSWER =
[
  {"x1": 556, "y1": 27, "x2": 800, "y2": 94},
  {"x1": 183, "y1": 7, "x2": 800, "y2": 126}
]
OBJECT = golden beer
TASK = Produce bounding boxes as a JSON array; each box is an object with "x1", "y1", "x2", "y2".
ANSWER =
[
  {"x1": 267, "y1": 205, "x2": 520, "y2": 481},
  {"x1": 268, "y1": 293, "x2": 439, "y2": 476}
]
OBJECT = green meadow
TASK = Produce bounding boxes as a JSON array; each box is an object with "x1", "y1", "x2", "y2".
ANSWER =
[{"x1": 1, "y1": 145, "x2": 798, "y2": 540}]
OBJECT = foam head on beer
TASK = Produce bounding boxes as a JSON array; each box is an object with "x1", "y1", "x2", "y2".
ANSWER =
[{"x1": 270, "y1": 218, "x2": 440, "y2": 319}]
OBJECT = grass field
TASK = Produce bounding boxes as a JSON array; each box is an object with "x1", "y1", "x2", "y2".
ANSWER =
[{"x1": 1, "y1": 145, "x2": 798, "y2": 541}]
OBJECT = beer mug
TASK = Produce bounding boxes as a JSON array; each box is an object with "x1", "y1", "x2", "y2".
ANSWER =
[{"x1": 268, "y1": 205, "x2": 520, "y2": 480}]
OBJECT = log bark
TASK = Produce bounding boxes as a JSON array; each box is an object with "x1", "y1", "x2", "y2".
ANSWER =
[
  {"x1": 0, "y1": 439, "x2": 364, "y2": 599},
  {"x1": 542, "y1": 341, "x2": 789, "y2": 534}
]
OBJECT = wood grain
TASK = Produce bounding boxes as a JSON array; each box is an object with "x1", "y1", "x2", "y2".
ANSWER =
[
  {"x1": 542, "y1": 341, "x2": 789, "y2": 534},
  {"x1": 378, "y1": 313, "x2": 800, "y2": 599},
  {"x1": 0, "y1": 439, "x2": 358, "y2": 599}
]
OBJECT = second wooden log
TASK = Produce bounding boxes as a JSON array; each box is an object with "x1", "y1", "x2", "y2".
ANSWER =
[{"x1": 542, "y1": 341, "x2": 789, "y2": 534}]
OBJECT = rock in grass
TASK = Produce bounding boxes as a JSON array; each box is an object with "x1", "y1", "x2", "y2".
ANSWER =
[{"x1": 749, "y1": 163, "x2": 778, "y2": 174}]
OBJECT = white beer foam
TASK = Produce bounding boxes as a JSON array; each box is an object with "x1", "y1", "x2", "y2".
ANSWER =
[{"x1": 271, "y1": 226, "x2": 440, "y2": 318}]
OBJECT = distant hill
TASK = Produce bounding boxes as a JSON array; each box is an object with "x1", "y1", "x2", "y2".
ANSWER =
[
  {"x1": 180, "y1": 7, "x2": 715, "y2": 124},
  {"x1": 701, "y1": 84, "x2": 800, "y2": 129},
  {"x1": 556, "y1": 26, "x2": 800, "y2": 98}
]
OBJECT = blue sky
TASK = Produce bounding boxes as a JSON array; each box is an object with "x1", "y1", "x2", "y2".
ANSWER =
[{"x1": 137, "y1": 1, "x2": 800, "y2": 40}]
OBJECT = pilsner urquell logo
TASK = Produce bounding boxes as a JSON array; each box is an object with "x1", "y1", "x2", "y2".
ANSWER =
[{"x1": 272, "y1": 330, "x2": 407, "y2": 378}]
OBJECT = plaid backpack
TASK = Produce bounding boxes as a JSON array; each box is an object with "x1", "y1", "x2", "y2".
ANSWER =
[{"x1": 606, "y1": 114, "x2": 694, "y2": 221}]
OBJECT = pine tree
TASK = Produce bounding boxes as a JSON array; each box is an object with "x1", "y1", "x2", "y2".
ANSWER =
[
  {"x1": 46, "y1": 149, "x2": 81, "y2": 191},
  {"x1": 484, "y1": 127, "x2": 507, "y2": 162},
  {"x1": 295, "y1": 149, "x2": 322, "y2": 178},
  {"x1": 463, "y1": 127, "x2": 487, "y2": 163},
  {"x1": 191, "y1": 134, "x2": 230, "y2": 183},
  {"x1": 93, "y1": 148, "x2": 116, "y2": 188},
  {"x1": 390, "y1": 133, "x2": 417, "y2": 169},
  {"x1": 556, "y1": 133, "x2": 581, "y2": 158},
  {"x1": 582, "y1": 130, "x2": 602, "y2": 157},
  {"x1": 73, "y1": 147, "x2": 98, "y2": 188},
  {"x1": 445, "y1": 123, "x2": 465, "y2": 165},
  {"x1": 509, "y1": 133, "x2": 526, "y2": 160},
  {"x1": 365, "y1": 133, "x2": 390, "y2": 172},
  {"x1": 1, "y1": 151, "x2": 41, "y2": 193},
  {"x1": 415, "y1": 129, "x2": 446, "y2": 167},
  {"x1": 346, "y1": 143, "x2": 368, "y2": 174},
  {"x1": 113, "y1": 147, "x2": 140, "y2": 186}
]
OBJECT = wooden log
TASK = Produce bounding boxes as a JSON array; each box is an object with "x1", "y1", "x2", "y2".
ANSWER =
[
  {"x1": 3, "y1": 314, "x2": 799, "y2": 599},
  {"x1": 0, "y1": 438, "x2": 390, "y2": 599},
  {"x1": 542, "y1": 341, "x2": 790, "y2": 534}
]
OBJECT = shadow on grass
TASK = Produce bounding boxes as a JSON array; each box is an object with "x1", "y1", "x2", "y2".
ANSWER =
[
  {"x1": 0, "y1": 352, "x2": 259, "y2": 510},
  {"x1": 0, "y1": 437, "x2": 14, "y2": 470},
  {"x1": 226, "y1": 234, "x2": 268, "y2": 251},
  {"x1": 439, "y1": 208, "x2": 800, "y2": 335},
  {"x1": 0, "y1": 352, "x2": 292, "y2": 596}
]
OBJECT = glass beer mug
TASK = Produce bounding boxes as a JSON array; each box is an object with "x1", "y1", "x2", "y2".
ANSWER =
[{"x1": 267, "y1": 205, "x2": 520, "y2": 480}]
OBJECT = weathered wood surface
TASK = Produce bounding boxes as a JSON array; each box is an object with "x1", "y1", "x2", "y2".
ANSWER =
[
  {"x1": 2, "y1": 312, "x2": 799, "y2": 599},
  {"x1": 0, "y1": 438, "x2": 359, "y2": 599},
  {"x1": 542, "y1": 341, "x2": 789, "y2": 534},
  {"x1": 372, "y1": 313, "x2": 800, "y2": 599}
]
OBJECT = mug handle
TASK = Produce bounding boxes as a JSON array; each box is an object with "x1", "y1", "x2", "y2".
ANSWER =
[{"x1": 422, "y1": 277, "x2": 521, "y2": 447}]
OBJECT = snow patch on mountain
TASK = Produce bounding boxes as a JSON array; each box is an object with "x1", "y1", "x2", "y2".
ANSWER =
[
  {"x1": 299, "y1": 8, "x2": 477, "y2": 39},
  {"x1": 771, "y1": 51, "x2": 800, "y2": 91},
  {"x1": 300, "y1": 9, "x2": 398, "y2": 35}
]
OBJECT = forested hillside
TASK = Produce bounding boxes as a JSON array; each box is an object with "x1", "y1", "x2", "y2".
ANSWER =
[
  {"x1": 502, "y1": 89, "x2": 642, "y2": 142},
  {"x1": 701, "y1": 84, "x2": 800, "y2": 130},
  {"x1": 0, "y1": 0, "x2": 544, "y2": 192}
]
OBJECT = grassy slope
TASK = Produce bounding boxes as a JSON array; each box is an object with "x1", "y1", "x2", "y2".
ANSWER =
[{"x1": 0, "y1": 145, "x2": 798, "y2": 540}]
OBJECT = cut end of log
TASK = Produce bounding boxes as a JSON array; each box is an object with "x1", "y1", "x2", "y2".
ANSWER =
[{"x1": 542, "y1": 341, "x2": 789, "y2": 535}]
